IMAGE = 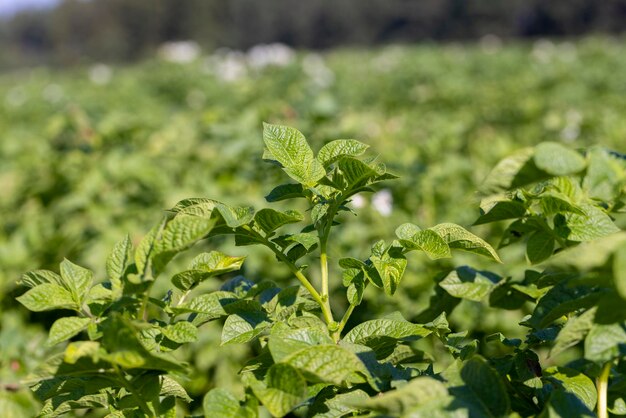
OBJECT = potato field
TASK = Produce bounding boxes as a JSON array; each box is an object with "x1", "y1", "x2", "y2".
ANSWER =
[{"x1": 1, "y1": 37, "x2": 625, "y2": 417}]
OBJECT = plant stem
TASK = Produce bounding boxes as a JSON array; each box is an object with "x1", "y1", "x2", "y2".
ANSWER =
[
  {"x1": 597, "y1": 361, "x2": 611, "y2": 418},
  {"x1": 336, "y1": 304, "x2": 356, "y2": 337}
]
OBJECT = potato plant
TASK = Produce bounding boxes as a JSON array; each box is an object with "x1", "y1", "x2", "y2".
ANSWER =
[{"x1": 16, "y1": 125, "x2": 626, "y2": 417}]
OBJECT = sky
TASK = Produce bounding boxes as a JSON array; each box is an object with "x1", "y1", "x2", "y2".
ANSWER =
[{"x1": 0, "y1": 0, "x2": 59, "y2": 16}]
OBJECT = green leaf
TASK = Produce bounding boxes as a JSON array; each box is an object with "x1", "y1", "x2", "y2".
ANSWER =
[
  {"x1": 317, "y1": 139, "x2": 369, "y2": 167},
  {"x1": 254, "y1": 209, "x2": 303, "y2": 234},
  {"x1": 337, "y1": 157, "x2": 379, "y2": 190},
  {"x1": 213, "y1": 202, "x2": 255, "y2": 228},
  {"x1": 552, "y1": 308, "x2": 596, "y2": 356},
  {"x1": 308, "y1": 388, "x2": 370, "y2": 418},
  {"x1": 17, "y1": 283, "x2": 78, "y2": 312},
  {"x1": 268, "y1": 326, "x2": 334, "y2": 362},
  {"x1": 265, "y1": 183, "x2": 305, "y2": 202},
  {"x1": 135, "y1": 219, "x2": 164, "y2": 277},
  {"x1": 160, "y1": 376, "x2": 192, "y2": 403},
  {"x1": 398, "y1": 228, "x2": 451, "y2": 260},
  {"x1": 370, "y1": 246, "x2": 407, "y2": 296},
  {"x1": 19, "y1": 269, "x2": 64, "y2": 288},
  {"x1": 460, "y1": 356, "x2": 510, "y2": 417},
  {"x1": 203, "y1": 388, "x2": 253, "y2": 418},
  {"x1": 430, "y1": 223, "x2": 501, "y2": 262},
  {"x1": 192, "y1": 251, "x2": 246, "y2": 274},
  {"x1": 540, "y1": 193, "x2": 585, "y2": 216},
  {"x1": 357, "y1": 377, "x2": 448, "y2": 415},
  {"x1": 527, "y1": 281, "x2": 603, "y2": 329},
  {"x1": 544, "y1": 367, "x2": 597, "y2": 411},
  {"x1": 439, "y1": 267, "x2": 501, "y2": 302},
  {"x1": 283, "y1": 345, "x2": 367, "y2": 385},
  {"x1": 526, "y1": 230, "x2": 555, "y2": 264},
  {"x1": 161, "y1": 321, "x2": 198, "y2": 344},
  {"x1": 47, "y1": 317, "x2": 91, "y2": 347},
  {"x1": 285, "y1": 233, "x2": 318, "y2": 251},
  {"x1": 538, "y1": 390, "x2": 595, "y2": 418},
  {"x1": 263, "y1": 123, "x2": 326, "y2": 186},
  {"x1": 221, "y1": 311, "x2": 269, "y2": 346},
  {"x1": 584, "y1": 322, "x2": 626, "y2": 363},
  {"x1": 63, "y1": 342, "x2": 101, "y2": 366},
  {"x1": 474, "y1": 200, "x2": 527, "y2": 225},
  {"x1": 106, "y1": 234, "x2": 132, "y2": 295},
  {"x1": 534, "y1": 142, "x2": 586, "y2": 176},
  {"x1": 558, "y1": 204, "x2": 619, "y2": 242},
  {"x1": 481, "y1": 147, "x2": 549, "y2": 193},
  {"x1": 252, "y1": 363, "x2": 307, "y2": 417},
  {"x1": 151, "y1": 215, "x2": 216, "y2": 275},
  {"x1": 343, "y1": 318, "x2": 431, "y2": 358},
  {"x1": 60, "y1": 259, "x2": 94, "y2": 305},
  {"x1": 176, "y1": 291, "x2": 238, "y2": 318}
]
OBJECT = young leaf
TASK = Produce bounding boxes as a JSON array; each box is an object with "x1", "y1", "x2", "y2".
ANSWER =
[
  {"x1": 151, "y1": 215, "x2": 216, "y2": 275},
  {"x1": 59, "y1": 259, "x2": 94, "y2": 305},
  {"x1": 534, "y1": 142, "x2": 586, "y2": 176},
  {"x1": 106, "y1": 234, "x2": 132, "y2": 290},
  {"x1": 317, "y1": 139, "x2": 369, "y2": 167},
  {"x1": 17, "y1": 283, "x2": 78, "y2": 312},
  {"x1": 262, "y1": 123, "x2": 325, "y2": 186},
  {"x1": 430, "y1": 223, "x2": 501, "y2": 262},
  {"x1": 19, "y1": 269, "x2": 64, "y2": 288},
  {"x1": 370, "y1": 246, "x2": 407, "y2": 296},
  {"x1": 337, "y1": 157, "x2": 378, "y2": 191},
  {"x1": 47, "y1": 317, "x2": 92, "y2": 347}
]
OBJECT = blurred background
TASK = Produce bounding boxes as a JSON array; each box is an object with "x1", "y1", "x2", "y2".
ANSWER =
[
  {"x1": 1, "y1": 1, "x2": 626, "y2": 416},
  {"x1": 2, "y1": 0, "x2": 626, "y2": 68}
]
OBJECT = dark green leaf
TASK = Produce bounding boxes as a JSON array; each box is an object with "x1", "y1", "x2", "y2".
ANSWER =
[{"x1": 460, "y1": 356, "x2": 510, "y2": 417}]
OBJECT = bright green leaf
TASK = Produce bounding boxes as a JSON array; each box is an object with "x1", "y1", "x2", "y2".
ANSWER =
[{"x1": 47, "y1": 317, "x2": 91, "y2": 347}]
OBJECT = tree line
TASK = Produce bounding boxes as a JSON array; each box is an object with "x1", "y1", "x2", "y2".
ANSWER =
[{"x1": 1, "y1": 0, "x2": 624, "y2": 68}]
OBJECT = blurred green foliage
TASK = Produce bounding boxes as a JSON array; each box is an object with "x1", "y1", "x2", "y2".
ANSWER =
[{"x1": 1, "y1": 37, "x2": 625, "y2": 416}]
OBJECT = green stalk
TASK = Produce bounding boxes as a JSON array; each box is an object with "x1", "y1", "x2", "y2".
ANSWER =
[
  {"x1": 597, "y1": 361, "x2": 611, "y2": 418},
  {"x1": 336, "y1": 304, "x2": 356, "y2": 337}
]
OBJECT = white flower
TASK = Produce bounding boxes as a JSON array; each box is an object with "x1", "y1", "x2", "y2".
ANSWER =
[
  {"x1": 89, "y1": 64, "x2": 112, "y2": 85},
  {"x1": 372, "y1": 189, "x2": 393, "y2": 217},
  {"x1": 42, "y1": 84, "x2": 64, "y2": 103},
  {"x1": 158, "y1": 41, "x2": 201, "y2": 64},
  {"x1": 302, "y1": 53, "x2": 334, "y2": 88},
  {"x1": 247, "y1": 43, "x2": 295, "y2": 69},
  {"x1": 350, "y1": 194, "x2": 367, "y2": 209},
  {"x1": 207, "y1": 50, "x2": 248, "y2": 82}
]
